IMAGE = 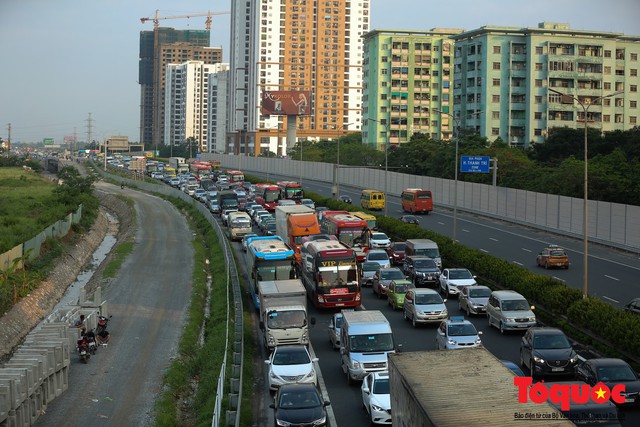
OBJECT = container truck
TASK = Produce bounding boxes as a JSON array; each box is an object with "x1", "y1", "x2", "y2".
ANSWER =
[
  {"x1": 388, "y1": 347, "x2": 574, "y2": 427},
  {"x1": 258, "y1": 279, "x2": 310, "y2": 350},
  {"x1": 275, "y1": 205, "x2": 320, "y2": 264},
  {"x1": 168, "y1": 156, "x2": 188, "y2": 174}
]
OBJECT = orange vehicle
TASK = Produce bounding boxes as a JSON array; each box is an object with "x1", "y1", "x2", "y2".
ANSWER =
[
  {"x1": 275, "y1": 205, "x2": 320, "y2": 265},
  {"x1": 401, "y1": 188, "x2": 433, "y2": 214}
]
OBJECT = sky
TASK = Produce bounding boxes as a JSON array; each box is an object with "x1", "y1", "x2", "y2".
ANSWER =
[{"x1": 1, "y1": 0, "x2": 639, "y2": 145}]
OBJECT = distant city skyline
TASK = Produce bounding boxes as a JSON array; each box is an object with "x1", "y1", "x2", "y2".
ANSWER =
[{"x1": 1, "y1": 0, "x2": 638, "y2": 145}]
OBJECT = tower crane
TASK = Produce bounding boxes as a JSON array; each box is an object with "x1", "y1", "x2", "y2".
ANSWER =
[{"x1": 140, "y1": 10, "x2": 230, "y2": 31}]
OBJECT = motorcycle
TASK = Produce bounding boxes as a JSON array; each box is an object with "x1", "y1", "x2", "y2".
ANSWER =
[
  {"x1": 120, "y1": 182, "x2": 125, "y2": 189},
  {"x1": 85, "y1": 329, "x2": 98, "y2": 355},
  {"x1": 96, "y1": 315, "x2": 112, "y2": 346},
  {"x1": 77, "y1": 335, "x2": 90, "y2": 363}
]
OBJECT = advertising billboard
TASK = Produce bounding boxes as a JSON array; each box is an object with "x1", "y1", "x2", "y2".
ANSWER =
[{"x1": 261, "y1": 90, "x2": 310, "y2": 116}]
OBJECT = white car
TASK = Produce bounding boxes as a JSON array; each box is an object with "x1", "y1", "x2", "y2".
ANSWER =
[
  {"x1": 365, "y1": 249, "x2": 391, "y2": 269},
  {"x1": 300, "y1": 198, "x2": 315, "y2": 210},
  {"x1": 369, "y1": 232, "x2": 391, "y2": 249},
  {"x1": 438, "y1": 268, "x2": 477, "y2": 297},
  {"x1": 265, "y1": 345, "x2": 318, "y2": 391},
  {"x1": 361, "y1": 371, "x2": 391, "y2": 425}
]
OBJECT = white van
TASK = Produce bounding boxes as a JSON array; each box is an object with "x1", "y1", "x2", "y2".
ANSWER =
[
  {"x1": 486, "y1": 290, "x2": 537, "y2": 334},
  {"x1": 340, "y1": 310, "x2": 397, "y2": 384},
  {"x1": 405, "y1": 239, "x2": 441, "y2": 268},
  {"x1": 227, "y1": 211, "x2": 252, "y2": 241}
]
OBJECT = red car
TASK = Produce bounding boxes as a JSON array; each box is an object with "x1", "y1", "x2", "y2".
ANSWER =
[{"x1": 386, "y1": 241, "x2": 406, "y2": 266}]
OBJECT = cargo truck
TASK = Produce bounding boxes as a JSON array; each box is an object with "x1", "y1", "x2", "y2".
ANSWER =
[
  {"x1": 275, "y1": 205, "x2": 320, "y2": 265},
  {"x1": 388, "y1": 347, "x2": 574, "y2": 427},
  {"x1": 217, "y1": 190, "x2": 239, "y2": 212},
  {"x1": 258, "y1": 279, "x2": 311, "y2": 350},
  {"x1": 168, "y1": 156, "x2": 189, "y2": 174}
]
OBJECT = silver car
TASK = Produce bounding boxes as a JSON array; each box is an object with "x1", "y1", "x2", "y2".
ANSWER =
[
  {"x1": 360, "y1": 262, "x2": 381, "y2": 287},
  {"x1": 458, "y1": 285, "x2": 492, "y2": 316},
  {"x1": 328, "y1": 312, "x2": 343, "y2": 349},
  {"x1": 403, "y1": 289, "x2": 448, "y2": 327},
  {"x1": 372, "y1": 267, "x2": 405, "y2": 298},
  {"x1": 435, "y1": 316, "x2": 483, "y2": 350}
]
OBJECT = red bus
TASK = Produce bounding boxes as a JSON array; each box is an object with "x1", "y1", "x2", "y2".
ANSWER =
[
  {"x1": 320, "y1": 211, "x2": 370, "y2": 262},
  {"x1": 299, "y1": 240, "x2": 361, "y2": 309},
  {"x1": 401, "y1": 188, "x2": 433, "y2": 214},
  {"x1": 277, "y1": 181, "x2": 304, "y2": 201},
  {"x1": 254, "y1": 183, "x2": 281, "y2": 212},
  {"x1": 226, "y1": 170, "x2": 245, "y2": 184},
  {"x1": 189, "y1": 161, "x2": 212, "y2": 179}
]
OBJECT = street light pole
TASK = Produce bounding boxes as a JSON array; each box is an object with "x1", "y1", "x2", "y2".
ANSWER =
[
  {"x1": 548, "y1": 88, "x2": 624, "y2": 300},
  {"x1": 433, "y1": 109, "x2": 460, "y2": 243},
  {"x1": 367, "y1": 118, "x2": 389, "y2": 216}
]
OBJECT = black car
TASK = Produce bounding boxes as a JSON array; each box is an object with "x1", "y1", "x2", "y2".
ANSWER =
[
  {"x1": 338, "y1": 195, "x2": 352, "y2": 204},
  {"x1": 575, "y1": 358, "x2": 640, "y2": 406},
  {"x1": 400, "y1": 215, "x2": 420, "y2": 225},
  {"x1": 624, "y1": 297, "x2": 640, "y2": 315},
  {"x1": 520, "y1": 327, "x2": 579, "y2": 378},
  {"x1": 403, "y1": 256, "x2": 440, "y2": 287},
  {"x1": 270, "y1": 383, "x2": 330, "y2": 427},
  {"x1": 548, "y1": 381, "x2": 621, "y2": 426}
]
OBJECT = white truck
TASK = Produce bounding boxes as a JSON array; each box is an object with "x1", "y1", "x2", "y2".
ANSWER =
[
  {"x1": 388, "y1": 347, "x2": 573, "y2": 427},
  {"x1": 258, "y1": 279, "x2": 310, "y2": 350}
]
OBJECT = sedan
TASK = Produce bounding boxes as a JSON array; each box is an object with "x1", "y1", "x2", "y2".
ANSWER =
[
  {"x1": 366, "y1": 249, "x2": 391, "y2": 269},
  {"x1": 386, "y1": 279, "x2": 414, "y2": 310},
  {"x1": 458, "y1": 285, "x2": 492, "y2": 316},
  {"x1": 338, "y1": 194, "x2": 352, "y2": 204},
  {"x1": 575, "y1": 358, "x2": 640, "y2": 406},
  {"x1": 300, "y1": 198, "x2": 315, "y2": 210},
  {"x1": 360, "y1": 262, "x2": 381, "y2": 287},
  {"x1": 439, "y1": 268, "x2": 477, "y2": 297},
  {"x1": 270, "y1": 383, "x2": 330, "y2": 427},
  {"x1": 386, "y1": 241, "x2": 406, "y2": 266},
  {"x1": 372, "y1": 267, "x2": 406, "y2": 298},
  {"x1": 519, "y1": 327, "x2": 579, "y2": 379},
  {"x1": 403, "y1": 289, "x2": 448, "y2": 327},
  {"x1": 369, "y1": 232, "x2": 391, "y2": 249},
  {"x1": 265, "y1": 345, "x2": 318, "y2": 391},
  {"x1": 435, "y1": 316, "x2": 483, "y2": 350},
  {"x1": 399, "y1": 215, "x2": 420, "y2": 225},
  {"x1": 361, "y1": 371, "x2": 391, "y2": 425}
]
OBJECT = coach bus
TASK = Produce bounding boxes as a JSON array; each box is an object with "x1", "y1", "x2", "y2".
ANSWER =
[
  {"x1": 320, "y1": 211, "x2": 370, "y2": 262},
  {"x1": 277, "y1": 181, "x2": 304, "y2": 201},
  {"x1": 245, "y1": 236, "x2": 297, "y2": 309},
  {"x1": 254, "y1": 183, "x2": 282, "y2": 211},
  {"x1": 401, "y1": 188, "x2": 433, "y2": 214},
  {"x1": 299, "y1": 240, "x2": 361, "y2": 309},
  {"x1": 226, "y1": 170, "x2": 245, "y2": 184}
]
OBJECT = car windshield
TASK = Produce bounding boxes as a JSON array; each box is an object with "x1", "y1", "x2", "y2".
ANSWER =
[
  {"x1": 469, "y1": 288, "x2": 492, "y2": 298},
  {"x1": 596, "y1": 365, "x2": 637, "y2": 382},
  {"x1": 415, "y1": 248, "x2": 440, "y2": 258},
  {"x1": 448, "y1": 324, "x2": 478, "y2": 336},
  {"x1": 414, "y1": 259, "x2": 436, "y2": 269},
  {"x1": 549, "y1": 250, "x2": 566, "y2": 257},
  {"x1": 362, "y1": 263, "x2": 381, "y2": 272},
  {"x1": 335, "y1": 316, "x2": 343, "y2": 328},
  {"x1": 372, "y1": 378, "x2": 390, "y2": 394},
  {"x1": 404, "y1": 216, "x2": 417, "y2": 221},
  {"x1": 414, "y1": 294, "x2": 442, "y2": 305},
  {"x1": 392, "y1": 284, "x2": 409, "y2": 294},
  {"x1": 279, "y1": 391, "x2": 321, "y2": 409},
  {"x1": 533, "y1": 333, "x2": 571, "y2": 349},
  {"x1": 501, "y1": 299, "x2": 530, "y2": 311},
  {"x1": 449, "y1": 269, "x2": 473, "y2": 279},
  {"x1": 349, "y1": 333, "x2": 394, "y2": 352},
  {"x1": 381, "y1": 270, "x2": 404, "y2": 280},
  {"x1": 272, "y1": 347, "x2": 311, "y2": 365},
  {"x1": 368, "y1": 252, "x2": 388, "y2": 261},
  {"x1": 391, "y1": 243, "x2": 406, "y2": 251},
  {"x1": 372, "y1": 233, "x2": 388, "y2": 240}
]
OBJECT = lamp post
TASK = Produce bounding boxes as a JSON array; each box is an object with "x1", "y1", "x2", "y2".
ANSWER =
[
  {"x1": 367, "y1": 118, "x2": 389, "y2": 216},
  {"x1": 548, "y1": 88, "x2": 624, "y2": 300},
  {"x1": 433, "y1": 108, "x2": 461, "y2": 243},
  {"x1": 334, "y1": 123, "x2": 353, "y2": 197}
]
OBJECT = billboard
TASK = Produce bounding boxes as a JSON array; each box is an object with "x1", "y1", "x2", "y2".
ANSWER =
[{"x1": 261, "y1": 90, "x2": 310, "y2": 116}]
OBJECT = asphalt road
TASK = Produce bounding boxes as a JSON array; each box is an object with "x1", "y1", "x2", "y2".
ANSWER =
[{"x1": 35, "y1": 182, "x2": 194, "y2": 427}]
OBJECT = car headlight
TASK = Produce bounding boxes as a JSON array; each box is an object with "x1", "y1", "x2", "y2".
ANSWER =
[
  {"x1": 569, "y1": 355, "x2": 579, "y2": 364},
  {"x1": 533, "y1": 356, "x2": 545, "y2": 364},
  {"x1": 506, "y1": 318, "x2": 516, "y2": 322},
  {"x1": 312, "y1": 415, "x2": 327, "y2": 426},
  {"x1": 276, "y1": 419, "x2": 292, "y2": 427},
  {"x1": 303, "y1": 370, "x2": 316, "y2": 380},
  {"x1": 442, "y1": 309, "x2": 448, "y2": 316},
  {"x1": 529, "y1": 317, "x2": 536, "y2": 322},
  {"x1": 475, "y1": 338, "x2": 483, "y2": 345},
  {"x1": 351, "y1": 360, "x2": 361, "y2": 369},
  {"x1": 447, "y1": 339, "x2": 456, "y2": 345},
  {"x1": 371, "y1": 403, "x2": 385, "y2": 412}
]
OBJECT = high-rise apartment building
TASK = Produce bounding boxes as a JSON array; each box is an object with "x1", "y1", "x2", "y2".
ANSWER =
[
  {"x1": 139, "y1": 28, "x2": 222, "y2": 149},
  {"x1": 362, "y1": 29, "x2": 464, "y2": 150},
  {"x1": 228, "y1": 0, "x2": 370, "y2": 156},
  {"x1": 452, "y1": 22, "x2": 640, "y2": 148},
  {"x1": 208, "y1": 65, "x2": 230, "y2": 154}
]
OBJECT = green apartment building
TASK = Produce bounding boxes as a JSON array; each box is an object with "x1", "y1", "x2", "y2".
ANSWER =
[
  {"x1": 452, "y1": 22, "x2": 640, "y2": 148},
  {"x1": 362, "y1": 29, "x2": 464, "y2": 150}
]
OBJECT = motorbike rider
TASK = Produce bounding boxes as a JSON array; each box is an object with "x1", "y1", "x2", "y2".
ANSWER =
[
  {"x1": 97, "y1": 328, "x2": 110, "y2": 346},
  {"x1": 120, "y1": 181, "x2": 125, "y2": 189}
]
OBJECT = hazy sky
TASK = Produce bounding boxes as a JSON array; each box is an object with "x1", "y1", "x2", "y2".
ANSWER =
[{"x1": 1, "y1": 0, "x2": 638, "y2": 145}]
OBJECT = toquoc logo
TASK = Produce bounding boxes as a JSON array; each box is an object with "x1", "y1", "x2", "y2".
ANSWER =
[{"x1": 514, "y1": 377, "x2": 626, "y2": 410}]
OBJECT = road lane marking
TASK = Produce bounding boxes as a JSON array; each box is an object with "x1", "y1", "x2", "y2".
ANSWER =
[
  {"x1": 604, "y1": 275, "x2": 620, "y2": 281},
  {"x1": 489, "y1": 238, "x2": 498, "y2": 242},
  {"x1": 480, "y1": 249, "x2": 488, "y2": 253},
  {"x1": 552, "y1": 276, "x2": 565, "y2": 282},
  {"x1": 462, "y1": 228, "x2": 470, "y2": 233},
  {"x1": 513, "y1": 261, "x2": 523, "y2": 266},
  {"x1": 522, "y1": 248, "x2": 532, "y2": 252},
  {"x1": 603, "y1": 296, "x2": 620, "y2": 303},
  {"x1": 437, "y1": 221, "x2": 445, "y2": 225}
]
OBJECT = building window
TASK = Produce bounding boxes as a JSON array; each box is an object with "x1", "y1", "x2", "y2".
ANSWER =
[
  {"x1": 631, "y1": 69, "x2": 638, "y2": 77},
  {"x1": 535, "y1": 112, "x2": 542, "y2": 120},
  {"x1": 534, "y1": 129, "x2": 542, "y2": 136},
  {"x1": 493, "y1": 45, "x2": 501, "y2": 54},
  {"x1": 493, "y1": 62, "x2": 500, "y2": 70},
  {"x1": 535, "y1": 79, "x2": 543, "y2": 87},
  {"x1": 631, "y1": 53, "x2": 638, "y2": 61},
  {"x1": 493, "y1": 78, "x2": 500, "y2": 86},
  {"x1": 535, "y1": 63, "x2": 543, "y2": 71},
  {"x1": 381, "y1": 69, "x2": 388, "y2": 75},
  {"x1": 492, "y1": 128, "x2": 500, "y2": 136},
  {"x1": 604, "y1": 50, "x2": 611, "y2": 58},
  {"x1": 603, "y1": 115, "x2": 610, "y2": 122},
  {"x1": 535, "y1": 96, "x2": 543, "y2": 104},
  {"x1": 382, "y1": 56, "x2": 388, "y2": 62},
  {"x1": 604, "y1": 66, "x2": 611, "y2": 75},
  {"x1": 492, "y1": 95, "x2": 500, "y2": 103},
  {"x1": 631, "y1": 101, "x2": 637, "y2": 108},
  {"x1": 604, "y1": 82, "x2": 612, "y2": 90},
  {"x1": 492, "y1": 111, "x2": 500, "y2": 119},
  {"x1": 536, "y1": 46, "x2": 543, "y2": 55},
  {"x1": 631, "y1": 85, "x2": 638, "y2": 92},
  {"x1": 631, "y1": 116, "x2": 637, "y2": 124}
]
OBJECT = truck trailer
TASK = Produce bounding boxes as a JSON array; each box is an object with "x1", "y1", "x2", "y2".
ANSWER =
[
  {"x1": 258, "y1": 279, "x2": 310, "y2": 350},
  {"x1": 388, "y1": 348, "x2": 574, "y2": 427}
]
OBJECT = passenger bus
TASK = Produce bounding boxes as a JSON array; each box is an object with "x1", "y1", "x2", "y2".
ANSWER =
[
  {"x1": 401, "y1": 188, "x2": 433, "y2": 214},
  {"x1": 189, "y1": 161, "x2": 212, "y2": 179},
  {"x1": 245, "y1": 236, "x2": 297, "y2": 309},
  {"x1": 299, "y1": 240, "x2": 361, "y2": 309},
  {"x1": 320, "y1": 211, "x2": 370, "y2": 262},
  {"x1": 360, "y1": 189, "x2": 385, "y2": 211},
  {"x1": 226, "y1": 170, "x2": 245, "y2": 184},
  {"x1": 277, "y1": 181, "x2": 304, "y2": 201},
  {"x1": 254, "y1": 183, "x2": 281, "y2": 212},
  {"x1": 351, "y1": 211, "x2": 377, "y2": 231}
]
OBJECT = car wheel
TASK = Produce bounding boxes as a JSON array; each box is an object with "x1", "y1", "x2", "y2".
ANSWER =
[
  {"x1": 499, "y1": 321, "x2": 506, "y2": 334},
  {"x1": 412, "y1": 314, "x2": 417, "y2": 328},
  {"x1": 403, "y1": 309, "x2": 408, "y2": 321},
  {"x1": 544, "y1": 261, "x2": 549, "y2": 269},
  {"x1": 466, "y1": 305, "x2": 471, "y2": 317}
]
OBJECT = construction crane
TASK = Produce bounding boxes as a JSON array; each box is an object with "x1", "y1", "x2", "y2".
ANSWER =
[{"x1": 140, "y1": 9, "x2": 230, "y2": 31}]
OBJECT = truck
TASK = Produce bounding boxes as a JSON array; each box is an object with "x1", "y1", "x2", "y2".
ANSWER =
[
  {"x1": 168, "y1": 156, "x2": 188, "y2": 174},
  {"x1": 275, "y1": 205, "x2": 320, "y2": 265},
  {"x1": 227, "y1": 211, "x2": 252, "y2": 241},
  {"x1": 258, "y1": 279, "x2": 310, "y2": 350},
  {"x1": 388, "y1": 347, "x2": 573, "y2": 427},
  {"x1": 217, "y1": 190, "x2": 239, "y2": 212},
  {"x1": 340, "y1": 310, "x2": 395, "y2": 384}
]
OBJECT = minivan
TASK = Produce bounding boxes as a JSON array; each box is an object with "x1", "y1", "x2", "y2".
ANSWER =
[
  {"x1": 404, "y1": 239, "x2": 441, "y2": 269},
  {"x1": 486, "y1": 290, "x2": 536, "y2": 334}
]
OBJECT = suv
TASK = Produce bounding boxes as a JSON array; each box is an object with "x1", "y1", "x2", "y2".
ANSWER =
[
  {"x1": 403, "y1": 256, "x2": 440, "y2": 287},
  {"x1": 403, "y1": 288, "x2": 448, "y2": 327},
  {"x1": 487, "y1": 290, "x2": 537, "y2": 334},
  {"x1": 519, "y1": 327, "x2": 579, "y2": 378},
  {"x1": 536, "y1": 245, "x2": 570, "y2": 269}
]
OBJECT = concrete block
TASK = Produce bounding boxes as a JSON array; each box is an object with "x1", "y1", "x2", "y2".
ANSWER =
[
  {"x1": 0, "y1": 375, "x2": 23, "y2": 410},
  {"x1": 5, "y1": 358, "x2": 45, "y2": 385},
  {"x1": 13, "y1": 350, "x2": 54, "y2": 378},
  {"x1": 0, "y1": 369, "x2": 34, "y2": 398},
  {"x1": 0, "y1": 383, "x2": 10, "y2": 423}
]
